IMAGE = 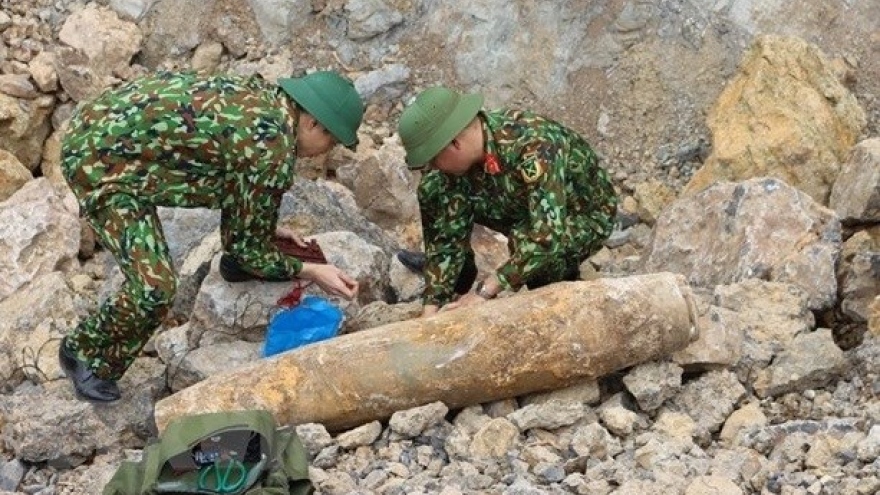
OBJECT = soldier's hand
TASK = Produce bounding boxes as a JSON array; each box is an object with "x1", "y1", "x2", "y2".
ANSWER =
[
  {"x1": 299, "y1": 263, "x2": 359, "y2": 299},
  {"x1": 440, "y1": 292, "x2": 485, "y2": 312},
  {"x1": 421, "y1": 304, "x2": 440, "y2": 317},
  {"x1": 275, "y1": 226, "x2": 307, "y2": 247}
]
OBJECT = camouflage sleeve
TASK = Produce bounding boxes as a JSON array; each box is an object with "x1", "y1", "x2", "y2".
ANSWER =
[
  {"x1": 221, "y1": 151, "x2": 301, "y2": 280},
  {"x1": 418, "y1": 170, "x2": 474, "y2": 306},
  {"x1": 495, "y1": 140, "x2": 569, "y2": 290}
]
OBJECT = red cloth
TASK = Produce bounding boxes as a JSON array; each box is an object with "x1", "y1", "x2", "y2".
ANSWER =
[{"x1": 277, "y1": 280, "x2": 313, "y2": 308}]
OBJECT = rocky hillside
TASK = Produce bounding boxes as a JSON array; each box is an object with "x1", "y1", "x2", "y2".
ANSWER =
[{"x1": 0, "y1": 1, "x2": 879, "y2": 494}]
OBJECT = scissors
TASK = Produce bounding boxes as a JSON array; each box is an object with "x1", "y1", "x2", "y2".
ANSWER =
[{"x1": 197, "y1": 459, "x2": 247, "y2": 494}]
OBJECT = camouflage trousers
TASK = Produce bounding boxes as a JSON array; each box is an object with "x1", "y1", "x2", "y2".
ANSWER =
[
  {"x1": 56, "y1": 71, "x2": 300, "y2": 381},
  {"x1": 66, "y1": 192, "x2": 177, "y2": 381}
]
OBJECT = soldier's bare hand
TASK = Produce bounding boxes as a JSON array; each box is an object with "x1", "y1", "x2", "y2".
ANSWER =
[
  {"x1": 421, "y1": 304, "x2": 440, "y2": 317},
  {"x1": 299, "y1": 263, "x2": 359, "y2": 299},
  {"x1": 440, "y1": 292, "x2": 485, "y2": 312}
]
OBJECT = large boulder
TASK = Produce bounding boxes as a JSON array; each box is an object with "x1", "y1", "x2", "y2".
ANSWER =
[
  {"x1": 0, "y1": 178, "x2": 80, "y2": 302},
  {"x1": 683, "y1": 35, "x2": 867, "y2": 205},
  {"x1": 644, "y1": 178, "x2": 841, "y2": 310},
  {"x1": 56, "y1": 4, "x2": 143, "y2": 101}
]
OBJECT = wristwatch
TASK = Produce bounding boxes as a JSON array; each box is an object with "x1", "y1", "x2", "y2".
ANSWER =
[{"x1": 474, "y1": 280, "x2": 497, "y2": 299}]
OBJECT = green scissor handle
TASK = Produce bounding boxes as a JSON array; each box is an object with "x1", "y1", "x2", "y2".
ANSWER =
[{"x1": 197, "y1": 459, "x2": 247, "y2": 494}]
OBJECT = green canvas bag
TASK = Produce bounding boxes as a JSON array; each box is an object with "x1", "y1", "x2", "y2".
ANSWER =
[{"x1": 103, "y1": 410, "x2": 312, "y2": 495}]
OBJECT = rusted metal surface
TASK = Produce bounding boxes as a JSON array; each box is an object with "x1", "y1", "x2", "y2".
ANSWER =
[{"x1": 154, "y1": 272, "x2": 699, "y2": 432}]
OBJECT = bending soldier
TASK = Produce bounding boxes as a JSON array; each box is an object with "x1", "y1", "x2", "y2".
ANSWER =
[
  {"x1": 397, "y1": 87, "x2": 618, "y2": 317},
  {"x1": 60, "y1": 70, "x2": 364, "y2": 401}
]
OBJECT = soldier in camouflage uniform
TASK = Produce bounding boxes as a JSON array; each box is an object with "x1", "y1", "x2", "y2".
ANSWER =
[
  {"x1": 59, "y1": 70, "x2": 364, "y2": 401},
  {"x1": 397, "y1": 87, "x2": 618, "y2": 317}
]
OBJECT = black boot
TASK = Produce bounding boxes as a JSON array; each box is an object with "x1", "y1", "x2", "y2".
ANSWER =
[
  {"x1": 219, "y1": 253, "x2": 288, "y2": 283},
  {"x1": 58, "y1": 337, "x2": 121, "y2": 402},
  {"x1": 397, "y1": 250, "x2": 478, "y2": 294},
  {"x1": 524, "y1": 261, "x2": 581, "y2": 290},
  {"x1": 453, "y1": 253, "x2": 478, "y2": 295},
  {"x1": 396, "y1": 250, "x2": 426, "y2": 273}
]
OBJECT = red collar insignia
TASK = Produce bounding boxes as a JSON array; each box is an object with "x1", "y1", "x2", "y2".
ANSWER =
[{"x1": 484, "y1": 153, "x2": 502, "y2": 175}]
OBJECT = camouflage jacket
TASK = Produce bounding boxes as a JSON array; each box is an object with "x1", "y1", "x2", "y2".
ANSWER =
[
  {"x1": 62, "y1": 71, "x2": 303, "y2": 278},
  {"x1": 418, "y1": 109, "x2": 618, "y2": 306}
]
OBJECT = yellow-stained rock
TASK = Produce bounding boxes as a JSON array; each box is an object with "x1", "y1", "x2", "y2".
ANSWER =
[
  {"x1": 684, "y1": 35, "x2": 866, "y2": 205},
  {"x1": 154, "y1": 272, "x2": 699, "y2": 432}
]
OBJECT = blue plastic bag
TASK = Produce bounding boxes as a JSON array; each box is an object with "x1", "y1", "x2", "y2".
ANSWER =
[{"x1": 263, "y1": 295, "x2": 343, "y2": 357}]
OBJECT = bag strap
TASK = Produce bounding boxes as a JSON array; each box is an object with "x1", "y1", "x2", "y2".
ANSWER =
[{"x1": 251, "y1": 429, "x2": 313, "y2": 495}]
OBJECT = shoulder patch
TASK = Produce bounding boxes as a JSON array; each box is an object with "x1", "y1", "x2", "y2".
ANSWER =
[{"x1": 519, "y1": 158, "x2": 547, "y2": 184}]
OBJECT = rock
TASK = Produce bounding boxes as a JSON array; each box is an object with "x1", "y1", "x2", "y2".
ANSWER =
[
  {"x1": 389, "y1": 401, "x2": 449, "y2": 438},
  {"x1": 683, "y1": 35, "x2": 867, "y2": 205},
  {"x1": 0, "y1": 74, "x2": 40, "y2": 99},
  {"x1": 838, "y1": 251, "x2": 880, "y2": 323},
  {"x1": 509, "y1": 400, "x2": 590, "y2": 432},
  {"x1": 0, "y1": 458, "x2": 26, "y2": 492},
  {"x1": 632, "y1": 179, "x2": 677, "y2": 225},
  {"x1": 345, "y1": 299, "x2": 422, "y2": 333},
  {"x1": 0, "y1": 358, "x2": 165, "y2": 467},
  {"x1": 707, "y1": 280, "x2": 815, "y2": 382},
  {"x1": 57, "y1": 4, "x2": 142, "y2": 101},
  {"x1": 191, "y1": 42, "x2": 224, "y2": 73},
  {"x1": 721, "y1": 402, "x2": 768, "y2": 445},
  {"x1": 869, "y1": 296, "x2": 880, "y2": 337},
  {"x1": 279, "y1": 179, "x2": 400, "y2": 255},
  {"x1": 0, "y1": 93, "x2": 54, "y2": 170},
  {"x1": 164, "y1": 340, "x2": 262, "y2": 392},
  {"x1": 672, "y1": 299, "x2": 745, "y2": 371},
  {"x1": 0, "y1": 179, "x2": 79, "y2": 302},
  {"x1": 520, "y1": 380, "x2": 601, "y2": 408},
  {"x1": 294, "y1": 423, "x2": 333, "y2": 457},
  {"x1": 597, "y1": 393, "x2": 643, "y2": 437},
  {"x1": 665, "y1": 369, "x2": 748, "y2": 443},
  {"x1": 387, "y1": 254, "x2": 425, "y2": 303},
  {"x1": 108, "y1": 0, "x2": 158, "y2": 21},
  {"x1": 470, "y1": 418, "x2": 519, "y2": 458},
  {"x1": 39, "y1": 128, "x2": 65, "y2": 189},
  {"x1": 830, "y1": 138, "x2": 880, "y2": 223},
  {"x1": 336, "y1": 420, "x2": 383, "y2": 450},
  {"x1": 623, "y1": 361, "x2": 683, "y2": 412},
  {"x1": 0, "y1": 150, "x2": 32, "y2": 202},
  {"x1": 187, "y1": 231, "x2": 382, "y2": 347},
  {"x1": 0, "y1": 271, "x2": 78, "y2": 388},
  {"x1": 27, "y1": 51, "x2": 58, "y2": 93},
  {"x1": 645, "y1": 178, "x2": 841, "y2": 310},
  {"x1": 685, "y1": 476, "x2": 743, "y2": 495},
  {"x1": 653, "y1": 411, "x2": 698, "y2": 444},
  {"x1": 345, "y1": 0, "x2": 404, "y2": 40},
  {"x1": 570, "y1": 422, "x2": 622, "y2": 460},
  {"x1": 856, "y1": 424, "x2": 880, "y2": 462},
  {"x1": 334, "y1": 137, "x2": 419, "y2": 243},
  {"x1": 753, "y1": 328, "x2": 847, "y2": 398}
]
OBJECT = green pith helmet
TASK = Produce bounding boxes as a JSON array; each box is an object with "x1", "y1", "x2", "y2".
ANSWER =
[
  {"x1": 398, "y1": 86, "x2": 484, "y2": 167},
  {"x1": 278, "y1": 71, "x2": 364, "y2": 149}
]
